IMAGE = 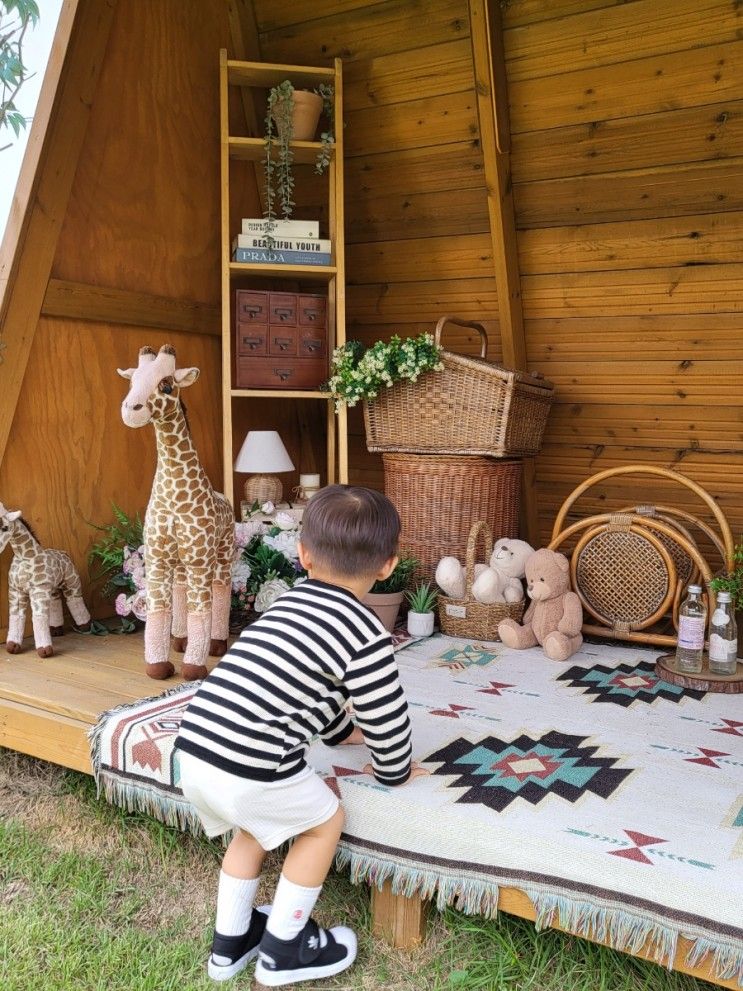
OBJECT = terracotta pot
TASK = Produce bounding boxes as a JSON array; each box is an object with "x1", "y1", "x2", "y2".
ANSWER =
[
  {"x1": 275, "y1": 90, "x2": 322, "y2": 142},
  {"x1": 407, "y1": 610, "x2": 435, "y2": 637},
  {"x1": 362, "y1": 591, "x2": 404, "y2": 632}
]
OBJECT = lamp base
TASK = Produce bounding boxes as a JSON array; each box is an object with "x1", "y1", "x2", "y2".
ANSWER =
[{"x1": 244, "y1": 474, "x2": 283, "y2": 506}]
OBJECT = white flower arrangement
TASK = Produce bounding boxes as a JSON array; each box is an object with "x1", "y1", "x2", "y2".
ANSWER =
[{"x1": 328, "y1": 333, "x2": 444, "y2": 411}]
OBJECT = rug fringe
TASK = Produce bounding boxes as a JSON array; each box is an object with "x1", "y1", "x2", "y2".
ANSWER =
[
  {"x1": 335, "y1": 845, "x2": 501, "y2": 918},
  {"x1": 96, "y1": 772, "x2": 205, "y2": 837},
  {"x1": 685, "y1": 936, "x2": 743, "y2": 987},
  {"x1": 334, "y1": 847, "x2": 742, "y2": 987}
]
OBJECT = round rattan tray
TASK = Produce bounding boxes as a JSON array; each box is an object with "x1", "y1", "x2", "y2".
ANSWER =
[{"x1": 655, "y1": 654, "x2": 743, "y2": 694}]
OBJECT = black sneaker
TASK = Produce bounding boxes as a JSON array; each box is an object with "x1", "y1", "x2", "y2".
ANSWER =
[
  {"x1": 207, "y1": 905, "x2": 270, "y2": 981},
  {"x1": 254, "y1": 917, "x2": 357, "y2": 987}
]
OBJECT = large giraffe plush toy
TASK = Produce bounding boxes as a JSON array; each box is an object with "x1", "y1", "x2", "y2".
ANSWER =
[
  {"x1": 118, "y1": 345, "x2": 234, "y2": 681},
  {"x1": 0, "y1": 503, "x2": 92, "y2": 657}
]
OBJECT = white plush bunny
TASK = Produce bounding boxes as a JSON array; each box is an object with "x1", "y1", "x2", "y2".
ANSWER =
[
  {"x1": 471, "y1": 538, "x2": 534, "y2": 604},
  {"x1": 435, "y1": 556, "x2": 488, "y2": 600}
]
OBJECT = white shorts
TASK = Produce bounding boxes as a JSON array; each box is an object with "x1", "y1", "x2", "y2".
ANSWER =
[{"x1": 178, "y1": 751, "x2": 340, "y2": 850}]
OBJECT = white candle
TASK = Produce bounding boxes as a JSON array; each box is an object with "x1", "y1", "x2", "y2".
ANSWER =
[{"x1": 299, "y1": 473, "x2": 321, "y2": 489}]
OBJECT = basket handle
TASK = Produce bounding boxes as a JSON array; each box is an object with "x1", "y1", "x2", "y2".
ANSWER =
[
  {"x1": 434, "y1": 315, "x2": 488, "y2": 360},
  {"x1": 465, "y1": 520, "x2": 494, "y2": 593}
]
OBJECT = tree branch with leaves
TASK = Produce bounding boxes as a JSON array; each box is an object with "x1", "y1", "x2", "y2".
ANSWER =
[{"x1": 0, "y1": 0, "x2": 39, "y2": 153}]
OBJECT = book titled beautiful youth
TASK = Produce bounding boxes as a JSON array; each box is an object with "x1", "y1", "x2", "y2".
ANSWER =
[
  {"x1": 240, "y1": 218, "x2": 320, "y2": 238},
  {"x1": 232, "y1": 235, "x2": 332, "y2": 253},
  {"x1": 232, "y1": 247, "x2": 332, "y2": 266}
]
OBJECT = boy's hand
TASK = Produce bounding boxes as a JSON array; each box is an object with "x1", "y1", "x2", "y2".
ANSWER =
[
  {"x1": 339, "y1": 725, "x2": 365, "y2": 746},
  {"x1": 363, "y1": 762, "x2": 430, "y2": 782}
]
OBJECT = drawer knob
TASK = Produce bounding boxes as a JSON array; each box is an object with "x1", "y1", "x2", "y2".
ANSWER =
[
  {"x1": 241, "y1": 306, "x2": 262, "y2": 319},
  {"x1": 274, "y1": 368, "x2": 293, "y2": 381},
  {"x1": 274, "y1": 337, "x2": 292, "y2": 351},
  {"x1": 274, "y1": 307, "x2": 293, "y2": 321},
  {"x1": 242, "y1": 337, "x2": 262, "y2": 349},
  {"x1": 304, "y1": 340, "x2": 321, "y2": 353}
]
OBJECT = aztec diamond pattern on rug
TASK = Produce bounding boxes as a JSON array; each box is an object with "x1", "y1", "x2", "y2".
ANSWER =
[
  {"x1": 426, "y1": 730, "x2": 633, "y2": 811},
  {"x1": 557, "y1": 658, "x2": 706, "y2": 706},
  {"x1": 90, "y1": 634, "x2": 743, "y2": 986}
]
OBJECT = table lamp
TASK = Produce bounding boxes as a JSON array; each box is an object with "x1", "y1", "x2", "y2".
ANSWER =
[{"x1": 235, "y1": 430, "x2": 295, "y2": 505}]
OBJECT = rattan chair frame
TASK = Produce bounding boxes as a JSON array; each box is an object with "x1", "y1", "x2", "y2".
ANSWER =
[
  {"x1": 549, "y1": 512, "x2": 716, "y2": 647},
  {"x1": 551, "y1": 465, "x2": 734, "y2": 573},
  {"x1": 619, "y1": 503, "x2": 727, "y2": 567}
]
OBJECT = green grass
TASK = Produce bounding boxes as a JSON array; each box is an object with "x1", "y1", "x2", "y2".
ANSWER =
[{"x1": 0, "y1": 751, "x2": 717, "y2": 991}]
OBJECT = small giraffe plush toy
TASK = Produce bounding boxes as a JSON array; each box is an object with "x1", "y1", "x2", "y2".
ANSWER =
[
  {"x1": 0, "y1": 502, "x2": 92, "y2": 657},
  {"x1": 118, "y1": 345, "x2": 235, "y2": 681}
]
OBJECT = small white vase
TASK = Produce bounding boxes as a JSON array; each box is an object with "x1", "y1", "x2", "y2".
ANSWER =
[{"x1": 407, "y1": 610, "x2": 435, "y2": 637}]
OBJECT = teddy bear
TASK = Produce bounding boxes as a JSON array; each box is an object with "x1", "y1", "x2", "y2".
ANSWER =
[
  {"x1": 435, "y1": 538, "x2": 533, "y2": 603},
  {"x1": 497, "y1": 548, "x2": 583, "y2": 662},
  {"x1": 471, "y1": 538, "x2": 534, "y2": 604}
]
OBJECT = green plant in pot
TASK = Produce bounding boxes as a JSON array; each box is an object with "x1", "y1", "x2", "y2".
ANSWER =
[
  {"x1": 262, "y1": 80, "x2": 334, "y2": 245},
  {"x1": 709, "y1": 537, "x2": 743, "y2": 659},
  {"x1": 405, "y1": 582, "x2": 438, "y2": 638},
  {"x1": 363, "y1": 555, "x2": 419, "y2": 632}
]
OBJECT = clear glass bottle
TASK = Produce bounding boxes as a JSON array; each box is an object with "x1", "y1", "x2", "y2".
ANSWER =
[
  {"x1": 708, "y1": 591, "x2": 738, "y2": 676},
  {"x1": 676, "y1": 584, "x2": 706, "y2": 674}
]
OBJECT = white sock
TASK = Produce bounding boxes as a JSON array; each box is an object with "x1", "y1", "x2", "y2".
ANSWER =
[
  {"x1": 215, "y1": 871, "x2": 260, "y2": 937},
  {"x1": 266, "y1": 874, "x2": 322, "y2": 941}
]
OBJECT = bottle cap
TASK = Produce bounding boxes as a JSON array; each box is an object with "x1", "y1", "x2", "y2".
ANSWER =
[
  {"x1": 687, "y1": 584, "x2": 702, "y2": 594},
  {"x1": 716, "y1": 591, "x2": 732, "y2": 603}
]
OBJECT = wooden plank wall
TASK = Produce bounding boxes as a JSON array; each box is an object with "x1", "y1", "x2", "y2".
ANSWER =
[
  {"x1": 257, "y1": 0, "x2": 743, "y2": 554},
  {"x1": 0, "y1": 0, "x2": 263, "y2": 626},
  {"x1": 255, "y1": 0, "x2": 499, "y2": 490},
  {"x1": 503, "y1": 0, "x2": 743, "y2": 546}
]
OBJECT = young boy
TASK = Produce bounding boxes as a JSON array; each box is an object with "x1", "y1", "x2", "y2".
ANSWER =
[{"x1": 175, "y1": 485, "x2": 427, "y2": 987}]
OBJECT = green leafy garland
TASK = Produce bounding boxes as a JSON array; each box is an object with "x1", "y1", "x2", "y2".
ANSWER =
[{"x1": 328, "y1": 332, "x2": 443, "y2": 410}]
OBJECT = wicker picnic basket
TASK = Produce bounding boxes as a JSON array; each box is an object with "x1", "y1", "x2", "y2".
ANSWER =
[
  {"x1": 382, "y1": 454, "x2": 521, "y2": 581},
  {"x1": 364, "y1": 315, "x2": 554, "y2": 457},
  {"x1": 437, "y1": 521, "x2": 526, "y2": 641}
]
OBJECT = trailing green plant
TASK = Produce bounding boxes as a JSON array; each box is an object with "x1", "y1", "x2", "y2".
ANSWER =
[
  {"x1": 314, "y1": 82, "x2": 334, "y2": 175},
  {"x1": 262, "y1": 79, "x2": 335, "y2": 246},
  {"x1": 406, "y1": 581, "x2": 439, "y2": 614},
  {"x1": 709, "y1": 537, "x2": 743, "y2": 610},
  {"x1": 371, "y1": 555, "x2": 420, "y2": 595},
  {"x1": 264, "y1": 78, "x2": 295, "y2": 233},
  {"x1": 328, "y1": 332, "x2": 444, "y2": 410}
]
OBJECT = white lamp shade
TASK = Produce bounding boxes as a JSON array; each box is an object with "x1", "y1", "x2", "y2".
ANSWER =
[{"x1": 234, "y1": 431, "x2": 295, "y2": 473}]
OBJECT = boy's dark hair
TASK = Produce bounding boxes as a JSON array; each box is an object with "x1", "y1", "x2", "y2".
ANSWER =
[{"x1": 301, "y1": 485, "x2": 400, "y2": 577}]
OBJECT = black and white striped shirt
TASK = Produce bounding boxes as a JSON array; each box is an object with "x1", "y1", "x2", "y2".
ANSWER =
[{"x1": 175, "y1": 579, "x2": 412, "y2": 786}]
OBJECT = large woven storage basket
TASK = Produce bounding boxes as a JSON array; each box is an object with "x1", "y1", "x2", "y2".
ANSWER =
[
  {"x1": 438, "y1": 521, "x2": 525, "y2": 641},
  {"x1": 364, "y1": 315, "x2": 554, "y2": 457},
  {"x1": 383, "y1": 454, "x2": 521, "y2": 581}
]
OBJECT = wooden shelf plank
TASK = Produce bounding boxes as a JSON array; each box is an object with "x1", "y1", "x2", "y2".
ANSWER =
[
  {"x1": 229, "y1": 136, "x2": 336, "y2": 165},
  {"x1": 227, "y1": 60, "x2": 334, "y2": 89},
  {"x1": 229, "y1": 261, "x2": 336, "y2": 280},
  {"x1": 231, "y1": 389, "x2": 333, "y2": 400}
]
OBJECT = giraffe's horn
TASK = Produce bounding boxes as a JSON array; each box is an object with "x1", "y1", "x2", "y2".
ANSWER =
[
  {"x1": 159, "y1": 344, "x2": 176, "y2": 357},
  {"x1": 138, "y1": 346, "x2": 156, "y2": 366}
]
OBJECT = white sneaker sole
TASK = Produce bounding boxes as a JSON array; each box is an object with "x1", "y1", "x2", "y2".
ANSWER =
[
  {"x1": 255, "y1": 927, "x2": 357, "y2": 987},
  {"x1": 207, "y1": 906, "x2": 271, "y2": 982}
]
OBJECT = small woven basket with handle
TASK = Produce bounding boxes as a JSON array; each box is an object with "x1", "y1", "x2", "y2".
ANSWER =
[
  {"x1": 437, "y1": 520, "x2": 526, "y2": 641},
  {"x1": 364, "y1": 316, "x2": 554, "y2": 457}
]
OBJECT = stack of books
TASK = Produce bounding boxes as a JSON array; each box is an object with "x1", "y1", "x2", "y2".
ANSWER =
[{"x1": 232, "y1": 219, "x2": 331, "y2": 267}]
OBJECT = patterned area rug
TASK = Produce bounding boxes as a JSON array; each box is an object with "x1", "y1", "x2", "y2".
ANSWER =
[{"x1": 90, "y1": 635, "x2": 743, "y2": 985}]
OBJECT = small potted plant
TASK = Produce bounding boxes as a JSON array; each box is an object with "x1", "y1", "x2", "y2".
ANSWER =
[
  {"x1": 263, "y1": 80, "x2": 334, "y2": 237},
  {"x1": 363, "y1": 555, "x2": 419, "y2": 632},
  {"x1": 405, "y1": 582, "x2": 438, "y2": 638},
  {"x1": 709, "y1": 537, "x2": 743, "y2": 658}
]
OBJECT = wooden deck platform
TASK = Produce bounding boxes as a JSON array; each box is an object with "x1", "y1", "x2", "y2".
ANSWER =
[
  {"x1": 0, "y1": 628, "x2": 203, "y2": 773},
  {"x1": 0, "y1": 631, "x2": 737, "y2": 988}
]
